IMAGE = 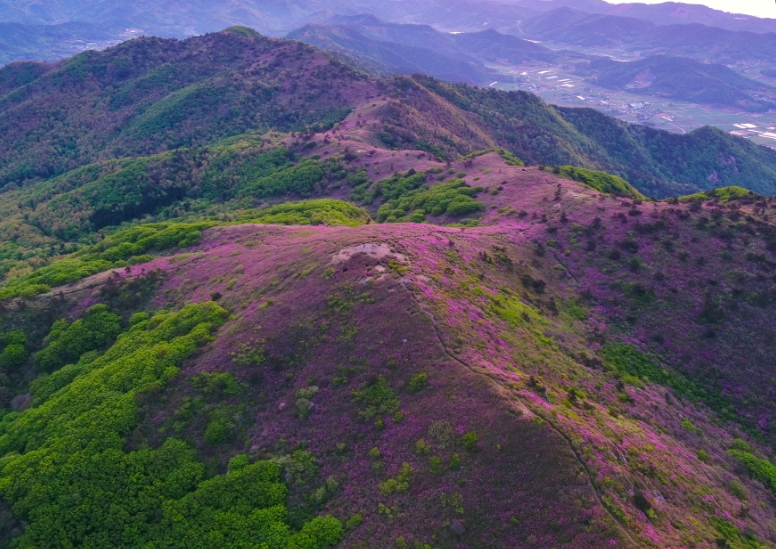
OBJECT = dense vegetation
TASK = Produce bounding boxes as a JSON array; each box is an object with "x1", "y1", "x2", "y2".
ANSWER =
[
  {"x1": 392, "y1": 76, "x2": 776, "y2": 197},
  {"x1": 0, "y1": 30, "x2": 362, "y2": 189},
  {"x1": 2, "y1": 29, "x2": 776, "y2": 208},
  {"x1": 549, "y1": 166, "x2": 644, "y2": 199},
  {"x1": 0, "y1": 140, "x2": 376, "y2": 282},
  {"x1": 0, "y1": 302, "x2": 343, "y2": 548}
]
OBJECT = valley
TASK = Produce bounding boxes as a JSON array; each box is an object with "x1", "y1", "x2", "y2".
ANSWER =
[{"x1": 489, "y1": 58, "x2": 776, "y2": 144}]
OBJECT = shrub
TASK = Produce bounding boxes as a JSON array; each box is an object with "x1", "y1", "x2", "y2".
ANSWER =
[
  {"x1": 232, "y1": 343, "x2": 266, "y2": 367},
  {"x1": 374, "y1": 176, "x2": 484, "y2": 223},
  {"x1": 0, "y1": 304, "x2": 344, "y2": 549},
  {"x1": 731, "y1": 438, "x2": 753, "y2": 453},
  {"x1": 34, "y1": 304, "x2": 122, "y2": 372},
  {"x1": 462, "y1": 431, "x2": 479, "y2": 451},
  {"x1": 728, "y1": 480, "x2": 748, "y2": 500},
  {"x1": 0, "y1": 331, "x2": 28, "y2": 369},
  {"x1": 353, "y1": 376, "x2": 400, "y2": 421},
  {"x1": 415, "y1": 439, "x2": 432, "y2": 454},
  {"x1": 459, "y1": 149, "x2": 524, "y2": 167},
  {"x1": 240, "y1": 199, "x2": 371, "y2": 227},
  {"x1": 379, "y1": 463, "x2": 413, "y2": 496},
  {"x1": 295, "y1": 386, "x2": 320, "y2": 419},
  {"x1": 729, "y1": 448, "x2": 776, "y2": 494},
  {"x1": 192, "y1": 372, "x2": 244, "y2": 398},
  {"x1": 407, "y1": 373, "x2": 428, "y2": 393},
  {"x1": 429, "y1": 456, "x2": 443, "y2": 474},
  {"x1": 204, "y1": 416, "x2": 234, "y2": 445},
  {"x1": 555, "y1": 166, "x2": 644, "y2": 199},
  {"x1": 345, "y1": 513, "x2": 363, "y2": 530}
]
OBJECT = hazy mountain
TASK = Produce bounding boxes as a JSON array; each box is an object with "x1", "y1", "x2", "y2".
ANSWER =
[
  {"x1": 287, "y1": 22, "x2": 495, "y2": 84},
  {"x1": 521, "y1": 7, "x2": 776, "y2": 64},
  {"x1": 5, "y1": 0, "x2": 776, "y2": 68},
  {"x1": 578, "y1": 55, "x2": 776, "y2": 112},
  {"x1": 514, "y1": 0, "x2": 776, "y2": 34},
  {"x1": 287, "y1": 15, "x2": 559, "y2": 83},
  {"x1": 643, "y1": 24, "x2": 776, "y2": 64},
  {"x1": 0, "y1": 21, "x2": 128, "y2": 65},
  {"x1": 450, "y1": 28, "x2": 558, "y2": 64},
  {"x1": 521, "y1": 7, "x2": 656, "y2": 46}
]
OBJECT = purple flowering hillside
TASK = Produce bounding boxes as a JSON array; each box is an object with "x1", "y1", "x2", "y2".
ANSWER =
[{"x1": 2, "y1": 28, "x2": 776, "y2": 549}]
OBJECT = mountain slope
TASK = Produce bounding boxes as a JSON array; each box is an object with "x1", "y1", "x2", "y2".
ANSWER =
[
  {"x1": 4, "y1": 146, "x2": 776, "y2": 548},
  {"x1": 286, "y1": 23, "x2": 494, "y2": 84},
  {"x1": 578, "y1": 55, "x2": 776, "y2": 112},
  {"x1": 0, "y1": 28, "x2": 371, "y2": 190},
  {"x1": 375, "y1": 75, "x2": 776, "y2": 197},
  {"x1": 2, "y1": 30, "x2": 776, "y2": 200},
  {"x1": 521, "y1": 7, "x2": 655, "y2": 46}
]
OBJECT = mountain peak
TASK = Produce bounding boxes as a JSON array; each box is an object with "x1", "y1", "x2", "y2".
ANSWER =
[{"x1": 220, "y1": 25, "x2": 263, "y2": 38}]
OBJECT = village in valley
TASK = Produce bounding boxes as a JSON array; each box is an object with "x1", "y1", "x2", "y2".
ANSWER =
[{"x1": 484, "y1": 43, "x2": 776, "y2": 152}]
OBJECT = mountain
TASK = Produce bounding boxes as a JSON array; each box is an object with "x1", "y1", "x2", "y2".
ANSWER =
[
  {"x1": 449, "y1": 28, "x2": 558, "y2": 64},
  {"x1": 514, "y1": 0, "x2": 776, "y2": 34},
  {"x1": 3, "y1": 29, "x2": 776, "y2": 201},
  {"x1": 642, "y1": 24, "x2": 776, "y2": 64},
  {"x1": 578, "y1": 55, "x2": 776, "y2": 112},
  {"x1": 286, "y1": 16, "x2": 560, "y2": 84},
  {"x1": 2, "y1": 0, "x2": 776, "y2": 43},
  {"x1": 5, "y1": 27, "x2": 776, "y2": 549},
  {"x1": 521, "y1": 7, "x2": 656, "y2": 47},
  {"x1": 0, "y1": 0, "x2": 533, "y2": 35},
  {"x1": 0, "y1": 28, "x2": 368, "y2": 190},
  {"x1": 5, "y1": 0, "x2": 776, "y2": 69},
  {"x1": 286, "y1": 20, "x2": 495, "y2": 85},
  {"x1": 520, "y1": 8, "x2": 776, "y2": 65}
]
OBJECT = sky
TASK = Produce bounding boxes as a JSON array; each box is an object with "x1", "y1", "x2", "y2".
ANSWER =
[{"x1": 605, "y1": 0, "x2": 776, "y2": 18}]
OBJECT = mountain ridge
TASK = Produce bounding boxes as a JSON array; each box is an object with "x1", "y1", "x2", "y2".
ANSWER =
[
  {"x1": 4, "y1": 29, "x2": 776, "y2": 549},
  {"x1": 3, "y1": 29, "x2": 776, "y2": 200}
]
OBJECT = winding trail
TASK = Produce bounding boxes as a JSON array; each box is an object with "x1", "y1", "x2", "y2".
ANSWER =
[{"x1": 397, "y1": 240, "x2": 639, "y2": 548}]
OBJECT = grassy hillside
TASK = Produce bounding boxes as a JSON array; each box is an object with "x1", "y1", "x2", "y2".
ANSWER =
[
  {"x1": 4, "y1": 148, "x2": 776, "y2": 548},
  {"x1": 0, "y1": 29, "x2": 367, "y2": 189},
  {"x1": 380, "y1": 75, "x2": 776, "y2": 197},
  {"x1": 3, "y1": 30, "x2": 776, "y2": 201}
]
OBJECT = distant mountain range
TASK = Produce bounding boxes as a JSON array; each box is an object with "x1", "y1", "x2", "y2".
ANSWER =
[
  {"x1": 287, "y1": 15, "x2": 561, "y2": 85},
  {"x1": 2, "y1": 0, "x2": 776, "y2": 38},
  {"x1": 513, "y1": 0, "x2": 776, "y2": 34},
  {"x1": 284, "y1": 14, "x2": 776, "y2": 114},
  {"x1": 521, "y1": 7, "x2": 776, "y2": 64}
]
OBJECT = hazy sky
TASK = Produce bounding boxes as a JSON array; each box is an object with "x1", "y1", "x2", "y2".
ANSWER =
[{"x1": 605, "y1": 0, "x2": 776, "y2": 18}]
